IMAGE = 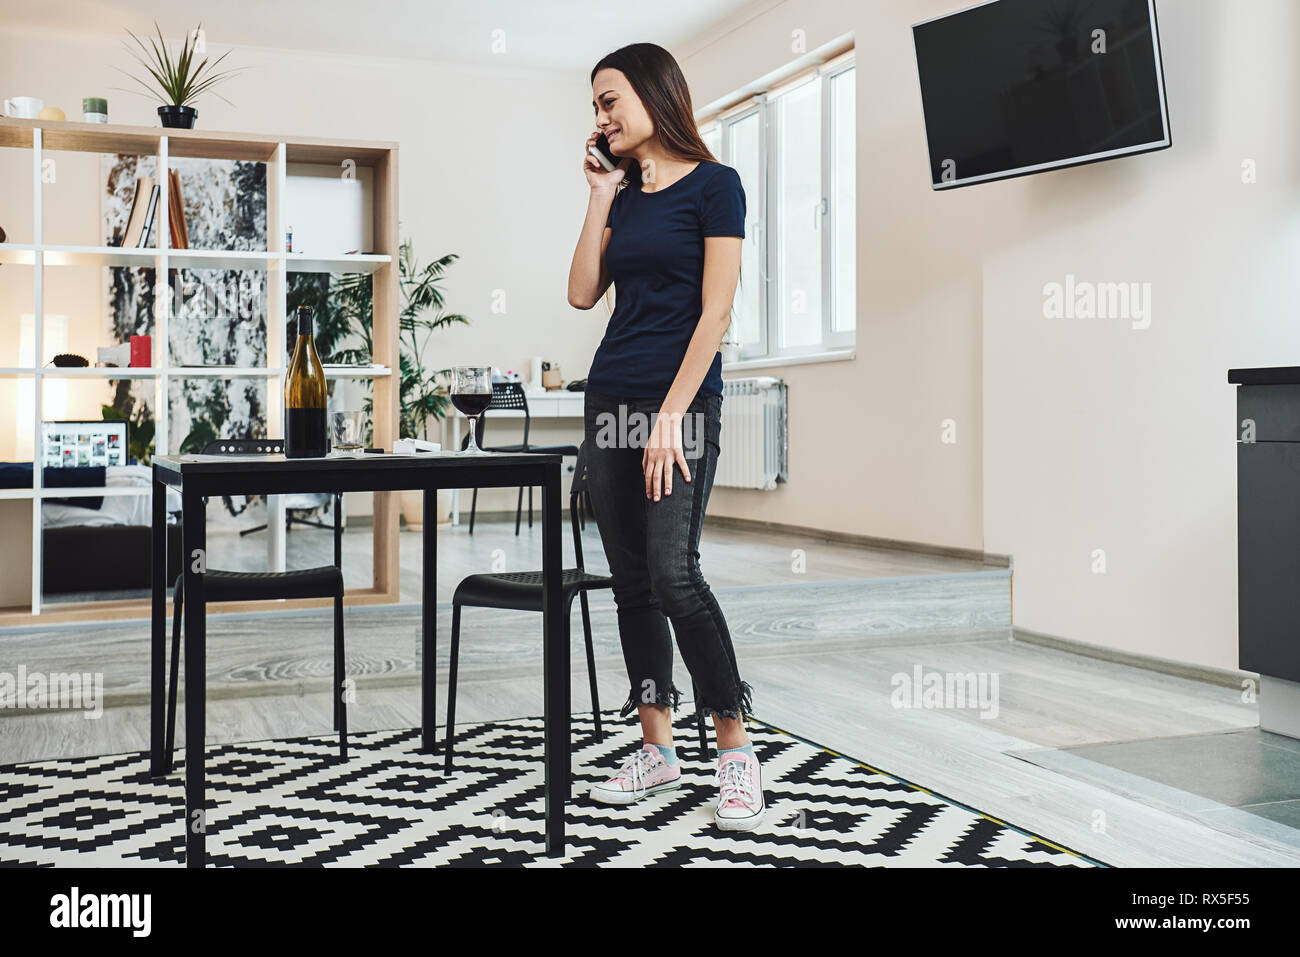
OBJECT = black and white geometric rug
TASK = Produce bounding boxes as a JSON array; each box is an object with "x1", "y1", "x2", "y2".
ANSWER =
[{"x1": 0, "y1": 713, "x2": 1109, "y2": 867}]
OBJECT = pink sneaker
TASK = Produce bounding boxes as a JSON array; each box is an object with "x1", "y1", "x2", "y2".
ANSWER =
[
  {"x1": 714, "y1": 749, "x2": 765, "y2": 830},
  {"x1": 589, "y1": 743, "x2": 682, "y2": 805}
]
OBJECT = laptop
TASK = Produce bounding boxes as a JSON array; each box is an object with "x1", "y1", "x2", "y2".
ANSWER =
[{"x1": 42, "y1": 420, "x2": 129, "y2": 469}]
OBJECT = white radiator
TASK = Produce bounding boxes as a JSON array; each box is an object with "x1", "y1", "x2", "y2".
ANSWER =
[{"x1": 716, "y1": 376, "x2": 787, "y2": 490}]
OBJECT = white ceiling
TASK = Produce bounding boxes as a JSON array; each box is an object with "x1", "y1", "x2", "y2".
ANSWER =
[{"x1": 0, "y1": 0, "x2": 768, "y2": 72}]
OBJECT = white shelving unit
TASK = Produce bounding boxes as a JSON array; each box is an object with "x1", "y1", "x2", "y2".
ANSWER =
[{"x1": 0, "y1": 118, "x2": 401, "y2": 622}]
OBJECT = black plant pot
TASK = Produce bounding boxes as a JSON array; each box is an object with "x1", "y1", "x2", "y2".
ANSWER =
[{"x1": 157, "y1": 105, "x2": 197, "y2": 129}]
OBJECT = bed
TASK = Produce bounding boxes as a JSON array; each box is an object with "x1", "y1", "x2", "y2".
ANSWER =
[{"x1": 0, "y1": 463, "x2": 183, "y2": 598}]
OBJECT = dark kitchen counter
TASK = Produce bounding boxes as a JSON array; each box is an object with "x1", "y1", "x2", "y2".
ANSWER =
[{"x1": 1228, "y1": 367, "x2": 1300, "y2": 386}]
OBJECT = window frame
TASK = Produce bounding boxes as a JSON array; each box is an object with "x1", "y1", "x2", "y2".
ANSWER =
[
  {"x1": 822, "y1": 55, "x2": 856, "y2": 352},
  {"x1": 701, "y1": 51, "x2": 855, "y2": 364}
]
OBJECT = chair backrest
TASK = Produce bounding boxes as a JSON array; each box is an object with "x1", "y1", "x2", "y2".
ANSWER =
[
  {"x1": 488, "y1": 380, "x2": 529, "y2": 412},
  {"x1": 570, "y1": 440, "x2": 592, "y2": 497},
  {"x1": 198, "y1": 437, "x2": 342, "y2": 565},
  {"x1": 202, "y1": 438, "x2": 284, "y2": 455},
  {"x1": 570, "y1": 440, "x2": 594, "y2": 569},
  {"x1": 463, "y1": 381, "x2": 532, "y2": 450},
  {"x1": 201, "y1": 438, "x2": 327, "y2": 503}
]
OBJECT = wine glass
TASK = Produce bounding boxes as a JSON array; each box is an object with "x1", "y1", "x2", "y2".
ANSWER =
[{"x1": 451, "y1": 366, "x2": 493, "y2": 455}]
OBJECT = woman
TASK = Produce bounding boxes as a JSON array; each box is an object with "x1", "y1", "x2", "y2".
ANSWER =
[{"x1": 566, "y1": 42, "x2": 762, "y2": 831}]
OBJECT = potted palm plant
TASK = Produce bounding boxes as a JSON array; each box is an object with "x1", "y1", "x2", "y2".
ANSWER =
[
  {"x1": 118, "y1": 21, "x2": 242, "y2": 129},
  {"x1": 393, "y1": 241, "x2": 469, "y2": 527}
]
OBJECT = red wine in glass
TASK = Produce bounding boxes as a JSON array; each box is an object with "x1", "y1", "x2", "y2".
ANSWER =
[
  {"x1": 451, "y1": 392, "x2": 492, "y2": 417},
  {"x1": 451, "y1": 367, "x2": 493, "y2": 454}
]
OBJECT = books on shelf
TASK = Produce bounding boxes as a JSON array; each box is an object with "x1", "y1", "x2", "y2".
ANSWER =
[
  {"x1": 118, "y1": 172, "x2": 189, "y2": 250},
  {"x1": 138, "y1": 182, "x2": 160, "y2": 247},
  {"x1": 121, "y1": 176, "x2": 156, "y2": 247},
  {"x1": 167, "y1": 169, "x2": 189, "y2": 249}
]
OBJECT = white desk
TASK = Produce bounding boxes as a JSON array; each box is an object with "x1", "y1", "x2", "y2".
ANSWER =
[{"x1": 443, "y1": 388, "x2": 585, "y2": 525}]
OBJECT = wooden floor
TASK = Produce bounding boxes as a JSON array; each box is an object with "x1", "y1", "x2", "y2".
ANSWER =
[
  {"x1": 5, "y1": 514, "x2": 1297, "y2": 867},
  {"x1": 42, "y1": 506, "x2": 1001, "y2": 606}
]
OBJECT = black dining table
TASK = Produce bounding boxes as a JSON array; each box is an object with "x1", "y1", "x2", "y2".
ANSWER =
[{"x1": 148, "y1": 450, "x2": 569, "y2": 866}]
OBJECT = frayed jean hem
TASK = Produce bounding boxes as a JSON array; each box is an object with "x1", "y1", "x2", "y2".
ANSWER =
[
  {"x1": 697, "y1": 680, "x2": 754, "y2": 721},
  {"x1": 618, "y1": 681, "x2": 684, "y2": 718}
]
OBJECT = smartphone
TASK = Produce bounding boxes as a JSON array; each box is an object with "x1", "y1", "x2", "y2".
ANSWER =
[{"x1": 589, "y1": 132, "x2": 619, "y2": 172}]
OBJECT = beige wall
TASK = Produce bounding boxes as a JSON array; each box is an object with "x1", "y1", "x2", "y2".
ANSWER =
[
  {"x1": 983, "y1": 0, "x2": 1300, "y2": 672},
  {"x1": 688, "y1": 0, "x2": 1292, "y2": 674}
]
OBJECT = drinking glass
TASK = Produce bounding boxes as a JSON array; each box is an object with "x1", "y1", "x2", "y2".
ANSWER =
[
  {"x1": 330, "y1": 411, "x2": 366, "y2": 455},
  {"x1": 450, "y1": 367, "x2": 493, "y2": 455}
]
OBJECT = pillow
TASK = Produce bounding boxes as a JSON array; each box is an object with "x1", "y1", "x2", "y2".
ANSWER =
[
  {"x1": 44, "y1": 465, "x2": 106, "y2": 509},
  {"x1": 0, "y1": 462, "x2": 31, "y2": 490}
]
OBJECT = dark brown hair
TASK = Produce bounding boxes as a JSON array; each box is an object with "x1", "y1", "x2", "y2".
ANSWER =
[{"x1": 590, "y1": 42, "x2": 717, "y2": 191}]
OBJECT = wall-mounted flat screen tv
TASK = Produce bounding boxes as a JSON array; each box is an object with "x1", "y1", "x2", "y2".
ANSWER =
[{"x1": 912, "y1": 0, "x2": 1171, "y2": 190}]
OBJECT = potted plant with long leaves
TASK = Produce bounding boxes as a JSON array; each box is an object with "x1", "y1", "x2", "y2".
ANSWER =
[
  {"x1": 289, "y1": 239, "x2": 469, "y2": 525},
  {"x1": 117, "y1": 20, "x2": 243, "y2": 128}
]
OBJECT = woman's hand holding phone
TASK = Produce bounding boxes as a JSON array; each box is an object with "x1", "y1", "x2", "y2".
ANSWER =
[{"x1": 584, "y1": 130, "x2": 630, "y2": 191}]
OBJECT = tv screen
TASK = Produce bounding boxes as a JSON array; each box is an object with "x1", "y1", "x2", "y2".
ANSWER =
[{"x1": 913, "y1": 0, "x2": 1171, "y2": 189}]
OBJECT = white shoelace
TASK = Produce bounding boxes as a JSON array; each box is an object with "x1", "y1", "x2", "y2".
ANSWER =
[
  {"x1": 612, "y1": 748, "x2": 659, "y2": 798},
  {"x1": 716, "y1": 758, "x2": 757, "y2": 809}
]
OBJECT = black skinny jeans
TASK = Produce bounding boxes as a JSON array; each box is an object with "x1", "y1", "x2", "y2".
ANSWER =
[{"x1": 583, "y1": 388, "x2": 753, "y2": 722}]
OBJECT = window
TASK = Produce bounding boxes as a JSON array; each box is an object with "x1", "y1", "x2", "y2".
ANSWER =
[{"x1": 701, "y1": 52, "x2": 855, "y2": 363}]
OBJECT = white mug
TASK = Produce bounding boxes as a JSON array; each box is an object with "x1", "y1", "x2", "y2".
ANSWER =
[{"x1": 4, "y1": 97, "x2": 43, "y2": 118}]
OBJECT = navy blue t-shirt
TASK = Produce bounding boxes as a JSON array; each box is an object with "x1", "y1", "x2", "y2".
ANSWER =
[{"x1": 586, "y1": 160, "x2": 746, "y2": 400}]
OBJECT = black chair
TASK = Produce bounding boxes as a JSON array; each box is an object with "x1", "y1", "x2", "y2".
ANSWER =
[
  {"x1": 466, "y1": 381, "x2": 582, "y2": 535},
  {"x1": 200, "y1": 439, "x2": 334, "y2": 536},
  {"x1": 442, "y1": 440, "x2": 709, "y2": 770},
  {"x1": 158, "y1": 438, "x2": 349, "y2": 775}
]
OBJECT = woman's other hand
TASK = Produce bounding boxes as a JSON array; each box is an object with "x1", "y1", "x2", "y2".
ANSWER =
[{"x1": 643, "y1": 408, "x2": 692, "y2": 501}]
